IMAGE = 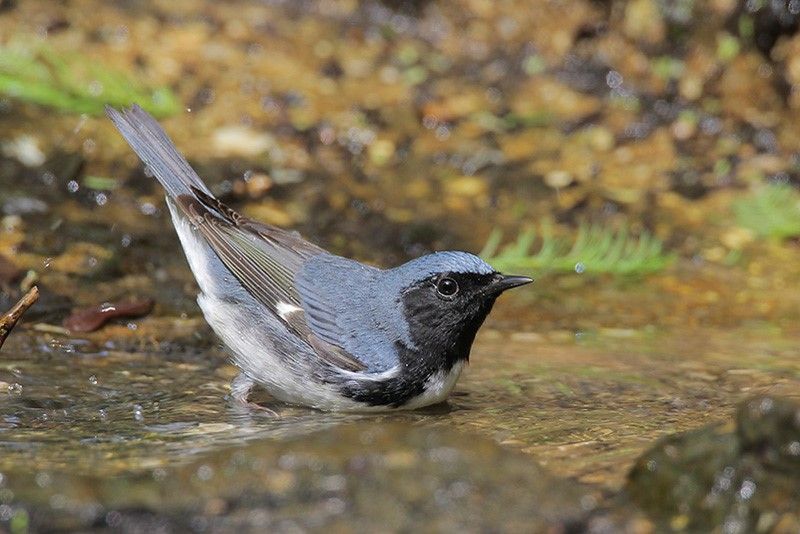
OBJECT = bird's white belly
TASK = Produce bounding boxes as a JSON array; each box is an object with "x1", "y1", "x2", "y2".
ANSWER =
[
  {"x1": 198, "y1": 289, "x2": 468, "y2": 412},
  {"x1": 401, "y1": 360, "x2": 466, "y2": 410}
]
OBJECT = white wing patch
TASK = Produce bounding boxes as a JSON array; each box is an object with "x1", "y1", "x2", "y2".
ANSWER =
[
  {"x1": 276, "y1": 301, "x2": 303, "y2": 320},
  {"x1": 338, "y1": 365, "x2": 401, "y2": 381}
]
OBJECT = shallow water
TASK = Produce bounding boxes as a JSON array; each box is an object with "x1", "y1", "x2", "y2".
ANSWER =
[
  {"x1": 3, "y1": 324, "x2": 798, "y2": 487},
  {"x1": 3, "y1": 0, "x2": 800, "y2": 529}
]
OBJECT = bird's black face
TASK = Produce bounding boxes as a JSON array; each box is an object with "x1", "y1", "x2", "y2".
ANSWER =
[{"x1": 400, "y1": 271, "x2": 532, "y2": 368}]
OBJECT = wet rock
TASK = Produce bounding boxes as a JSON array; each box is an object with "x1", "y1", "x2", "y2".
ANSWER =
[
  {"x1": 622, "y1": 0, "x2": 666, "y2": 46},
  {"x1": 422, "y1": 90, "x2": 490, "y2": 123},
  {"x1": 367, "y1": 138, "x2": 396, "y2": 166},
  {"x1": 720, "y1": 227, "x2": 755, "y2": 250},
  {"x1": 4, "y1": 423, "x2": 603, "y2": 532},
  {"x1": 63, "y1": 298, "x2": 155, "y2": 333},
  {"x1": 678, "y1": 45, "x2": 718, "y2": 101},
  {"x1": 717, "y1": 53, "x2": 783, "y2": 129},
  {"x1": 743, "y1": 0, "x2": 800, "y2": 54},
  {"x1": 443, "y1": 175, "x2": 488, "y2": 198},
  {"x1": 212, "y1": 125, "x2": 274, "y2": 158},
  {"x1": 627, "y1": 395, "x2": 800, "y2": 532},
  {"x1": 241, "y1": 201, "x2": 296, "y2": 227},
  {"x1": 510, "y1": 76, "x2": 602, "y2": 126},
  {"x1": 49, "y1": 242, "x2": 116, "y2": 278},
  {"x1": 597, "y1": 128, "x2": 675, "y2": 205},
  {"x1": 771, "y1": 33, "x2": 800, "y2": 110},
  {"x1": 1, "y1": 135, "x2": 45, "y2": 167},
  {"x1": 230, "y1": 172, "x2": 273, "y2": 199},
  {"x1": 544, "y1": 170, "x2": 574, "y2": 189},
  {"x1": 499, "y1": 129, "x2": 565, "y2": 162},
  {"x1": 0, "y1": 253, "x2": 22, "y2": 287},
  {"x1": 2, "y1": 196, "x2": 49, "y2": 216}
]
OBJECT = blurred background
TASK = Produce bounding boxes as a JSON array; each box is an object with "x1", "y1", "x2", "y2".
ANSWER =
[
  {"x1": 1, "y1": 1, "x2": 800, "y2": 531},
  {"x1": 2, "y1": 0, "x2": 800, "y2": 328}
]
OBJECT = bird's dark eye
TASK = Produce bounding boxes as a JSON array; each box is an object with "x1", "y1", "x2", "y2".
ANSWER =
[{"x1": 436, "y1": 277, "x2": 459, "y2": 297}]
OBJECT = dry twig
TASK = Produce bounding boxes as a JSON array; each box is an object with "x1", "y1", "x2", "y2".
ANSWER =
[{"x1": 0, "y1": 286, "x2": 39, "y2": 350}]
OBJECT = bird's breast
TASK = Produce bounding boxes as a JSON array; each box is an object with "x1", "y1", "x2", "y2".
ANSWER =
[{"x1": 401, "y1": 360, "x2": 466, "y2": 410}]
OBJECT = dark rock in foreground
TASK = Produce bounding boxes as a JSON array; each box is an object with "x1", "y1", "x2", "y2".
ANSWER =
[
  {"x1": 627, "y1": 395, "x2": 800, "y2": 532},
  {"x1": 1, "y1": 423, "x2": 602, "y2": 533}
]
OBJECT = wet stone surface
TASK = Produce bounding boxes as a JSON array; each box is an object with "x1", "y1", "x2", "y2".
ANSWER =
[
  {"x1": 628, "y1": 395, "x2": 800, "y2": 533},
  {"x1": 1, "y1": 423, "x2": 602, "y2": 532}
]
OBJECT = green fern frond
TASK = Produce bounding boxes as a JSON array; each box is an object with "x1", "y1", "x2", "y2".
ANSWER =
[
  {"x1": 481, "y1": 222, "x2": 674, "y2": 276},
  {"x1": 0, "y1": 43, "x2": 179, "y2": 117},
  {"x1": 733, "y1": 184, "x2": 800, "y2": 240}
]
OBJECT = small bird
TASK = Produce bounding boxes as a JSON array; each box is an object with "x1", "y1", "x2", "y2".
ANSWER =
[{"x1": 107, "y1": 105, "x2": 531, "y2": 412}]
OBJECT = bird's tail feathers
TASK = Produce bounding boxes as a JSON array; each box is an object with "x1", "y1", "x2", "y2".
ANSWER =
[{"x1": 106, "y1": 104, "x2": 213, "y2": 200}]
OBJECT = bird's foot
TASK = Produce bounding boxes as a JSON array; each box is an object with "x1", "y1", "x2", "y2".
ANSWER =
[{"x1": 228, "y1": 373, "x2": 280, "y2": 417}]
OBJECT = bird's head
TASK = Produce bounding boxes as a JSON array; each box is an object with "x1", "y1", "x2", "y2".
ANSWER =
[{"x1": 390, "y1": 251, "x2": 532, "y2": 364}]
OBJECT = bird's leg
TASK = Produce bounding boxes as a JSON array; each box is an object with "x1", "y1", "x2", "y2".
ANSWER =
[{"x1": 229, "y1": 372, "x2": 279, "y2": 416}]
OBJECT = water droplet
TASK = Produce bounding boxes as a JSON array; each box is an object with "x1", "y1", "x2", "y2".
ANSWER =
[
  {"x1": 434, "y1": 125, "x2": 451, "y2": 140},
  {"x1": 580, "y1": 493, "x2": 597, "y2": 511},
  {"x1": 35, "y1": 472, "x2": 51, "y2": 488},
  {"x1": 87, "y1": 81, "x2": 103, "y2": 96},
  {"x1": 319, "y1": 125, "x2": 335, "y2": 145},
  {"x1": 133, "y1": 404, "x2": 144, "y2": 422},
  {"x1": 88, "y1": 375, "x2": 98, "y2": 385},
  {"x1": 82, "y1": 138, "x2": 96, "y2": 154},
  {"x1": 140, "y1": 202, "x2": 157, "y2": 216},
  {"x1": 574, "y1": 262, "x2": 586, "y2": 274},
  {"x1": 422, "y1": 114, "x2": 438, "y2": 129},
  {"x1": 67, "y1": 180, "x2": 79, "y2": 193},
  {"x1": 605, "y1": 70, "x2": 623, "y2": 89},
  {"x1": 43, "y1": 257, "x2": 53, "y2": 269},
  {"x1": 738, "y1": 479, "x2": 756, "y2": 500},
  {"x1": 196, "y1": 465, "x2": 213, "y2": 481},
  {"x1": 98, "y1": 408, "x2": 108, "y2": 420},
  {"x1": 95, "y1": 193, "x2": 108, "y2": 206},
  {"x1": 7, "y1": 383, "x2": 22, "y2": 394},
  {"x1": 49, "y1": 493, "x2": 67, "y2": 509},
  {"x1": 105, "y1": 510, "x2": 123, "y2": 528}
]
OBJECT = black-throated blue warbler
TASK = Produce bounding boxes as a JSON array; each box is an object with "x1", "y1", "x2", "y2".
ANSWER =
[{"x1": 107, "y1": 105, "x2": 532, "y2": 411}]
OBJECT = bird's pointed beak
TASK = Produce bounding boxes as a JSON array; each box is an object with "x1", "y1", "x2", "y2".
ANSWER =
[{"x1": 488, "y1": 273, "x2": 533, "y2": 295}]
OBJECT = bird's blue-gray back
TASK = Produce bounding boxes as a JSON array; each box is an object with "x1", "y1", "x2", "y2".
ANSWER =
[{"x1": 295, "y1": 251, "x2": 494, "y2": 372}]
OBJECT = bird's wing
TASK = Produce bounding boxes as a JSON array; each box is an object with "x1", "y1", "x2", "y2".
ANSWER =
[
  {"x1": 178, "y1": 187, "x2": 320, "y2": 307},
  {"x1": 177, "y1": 189, "x2": 368, "y2": 372},
  {"x1": 295, "y1": 255, "x2": 404, "y2": 373},
  {"x1": 107, "y1": 105, "x2": 366, "y2": 372}
]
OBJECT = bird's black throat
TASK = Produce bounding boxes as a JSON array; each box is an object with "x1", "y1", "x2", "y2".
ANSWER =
[{"x1": 338, "y1": 272, "x2": 499, "y2": 407}]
